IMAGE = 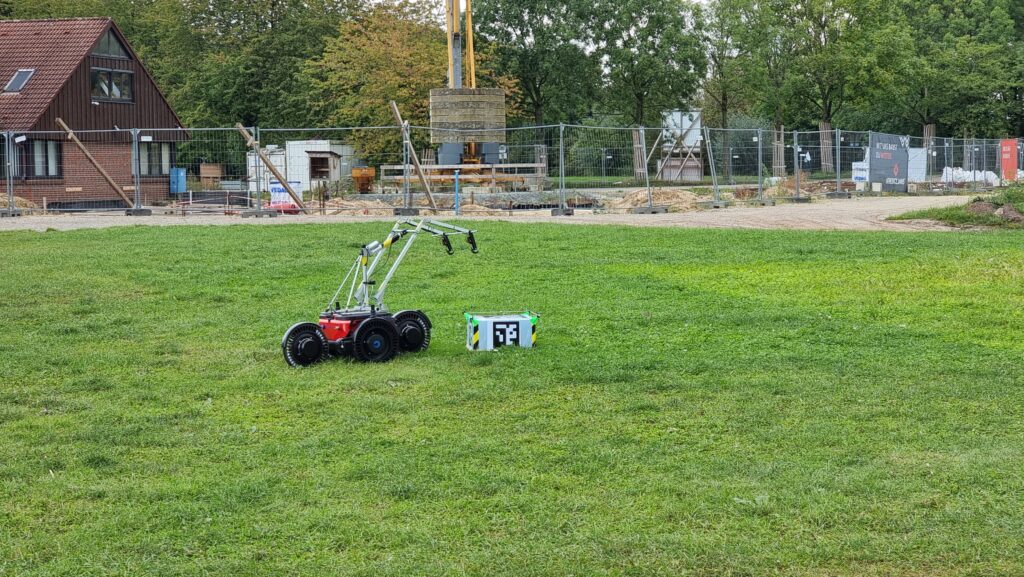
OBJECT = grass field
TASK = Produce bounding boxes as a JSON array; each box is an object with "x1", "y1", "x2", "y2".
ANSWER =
[{"x1": 2, "y1": 222, "x2": 1024, "y2": 576}]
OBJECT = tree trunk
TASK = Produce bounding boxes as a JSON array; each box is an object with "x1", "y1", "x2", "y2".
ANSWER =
[
  {"x1": 772, "y1": 124, "x2": 787, "y2": 178},
  {"x1": 818, "y1": 119, "x2": 834, "y2": 175},
  {"x1": 923, "y1": 123, "x2": 936, "y2": 174}
]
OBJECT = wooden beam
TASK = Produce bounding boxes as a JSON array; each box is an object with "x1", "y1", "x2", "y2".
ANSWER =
[
  {"x1": 234, "y1": 123, "x2": 306, "y2": 211},
  {"x1": 55, "y1": 118, "x2": 134, "y2": 207},
  {"x1": 389, "y1": 101, "x2": 437, "y2": 210}
]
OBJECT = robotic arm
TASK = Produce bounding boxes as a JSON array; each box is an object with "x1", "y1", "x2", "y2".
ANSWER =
[{"x1": 328, "y1": 219, "x2": 478, "y2": 312}]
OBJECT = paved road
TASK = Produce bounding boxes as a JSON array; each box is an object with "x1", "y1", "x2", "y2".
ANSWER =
[{"x1": 0, "y1": 195, "x2": 972, "y2": 233}]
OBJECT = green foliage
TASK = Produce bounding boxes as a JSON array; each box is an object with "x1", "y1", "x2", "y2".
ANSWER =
[
  {"x1": 4, "y1": 223, "x2": 1024, "y2": 574},
  {"x1": 476, "y1": 0, "x2": 601, "y2": 125},
  {"x1": 299, "y1": 0, "x2": 445, "y2": 164},
  {"x1": 6, "y1": 0, "x2": 1021, "y2": 138}
]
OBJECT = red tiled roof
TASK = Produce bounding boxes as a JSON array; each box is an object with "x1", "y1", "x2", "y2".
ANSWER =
[{"x1": 0, "y1": 18, "x2": 112, "y2": 131}]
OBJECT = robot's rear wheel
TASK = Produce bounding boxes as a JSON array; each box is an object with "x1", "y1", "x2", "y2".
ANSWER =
[{"x1": 352, "y1": 317, "x2": 400, "y2": 363}]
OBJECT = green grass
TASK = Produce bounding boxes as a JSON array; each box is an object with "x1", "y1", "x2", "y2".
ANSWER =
[
  {"x1": 892, "y1": 184, "x2": 1024, "y2": 228},
  {"x1": 3, "y1": 222, "x2": 1024, "y2": 576}
]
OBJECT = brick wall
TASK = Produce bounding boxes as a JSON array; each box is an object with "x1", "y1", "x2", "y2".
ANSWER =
[{"x1": 12, "y1": 142, "x2": 169, "y2": 209}]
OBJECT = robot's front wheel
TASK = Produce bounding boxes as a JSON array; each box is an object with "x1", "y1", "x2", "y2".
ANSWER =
[
  {"x1": 394, "y1": 310, "x2": 431, "y2": 353},
  {"x1": 282, "y1": 323, "x2": 330, "y2": 367}
]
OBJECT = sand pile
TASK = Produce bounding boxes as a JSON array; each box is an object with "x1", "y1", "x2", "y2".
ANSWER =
[
  {"x1": 7, "y1": 197, "x2": 40, "y2": 214},
  {"x1": 326, "y1": 198, "x2": 395, "y2": 216},
  {"x1": 608, "y1": 188, "x2": 699, "y2": 212},
  {"x1": 456, "y1": 203, "x2": 503, "y2": 214}
]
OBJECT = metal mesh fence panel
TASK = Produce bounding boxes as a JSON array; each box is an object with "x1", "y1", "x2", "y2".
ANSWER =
[
  {"x1": 402, "y1": 124, "x2": 561, "y2": 212},
  {"x1": 135, "y1": 127, "x2": 250, "y2": 212},
  {"x1": 9, "y1": 129, "x2": 135, "y2": 212},
  {"x1": 837, "y1": 130, "x2": 869, "y2": 194},
  {"x1": 794, "y1": 130, "x2": 837, "y2": 195},
  {"x1": 4, "y1": 122, "x2": 1023, "y2": 217},
  {"x1": 257, "y1": 127, "x2": 401, "y2": 214},
  {"x1": 703, "y1": 128, "x2": 768, "y2": 203},
  {"x1": 562, "y1": 125, "x2": 645, "y2": 190}
]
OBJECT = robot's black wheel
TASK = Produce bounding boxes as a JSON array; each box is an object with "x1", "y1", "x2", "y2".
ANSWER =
[
  {"x1": 282, "y1": 322, "x2": 330, "y2": 367},
  {"x1": 352, "y1": 317, "x2": 400, "y2": 363},
  {"x1": 394, "y1": 310, "x2": 431, "y2": 353}
]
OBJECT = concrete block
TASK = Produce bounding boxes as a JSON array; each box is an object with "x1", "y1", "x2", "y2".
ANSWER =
[
  {"x1": 0, "y1": 209, "x2": 23, "y2": 217},
  {"x1": 630, "y1": 205, "x2": 669, "y2": 214},
  {"x1": 125, "y1": 208, "x2": 153, "y2": 216},
  {"x1": 241, "y1": 209, "x2": 277, "y2": 218},
  {"x1": 550, "y1": 207, "x2": 574, "y2": 216},
  {"x1": 394, "y1": 207, "x2": 421, "y2": 216}
]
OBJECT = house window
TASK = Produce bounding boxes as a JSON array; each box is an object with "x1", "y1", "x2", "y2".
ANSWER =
[
  {"x1": 3, "y1": 69, "x2": 35, "y2": 93},
  {"x1": 92, "y1": 30, "x2": 130, "y2": 59},
  {"x1": 91, "y1": 68, "x2": 133, "y2": 102},
  {"x1": 135, "y1": 142, "x2": 173, "y2": 176},
  {"x1": 18, "y1": 140, "x2": 61, "y2": 178}
]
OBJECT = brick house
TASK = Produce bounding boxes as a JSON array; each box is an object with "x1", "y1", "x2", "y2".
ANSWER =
[{"x1": 0, "y1": 18, "x2": 184, "y2": 208}]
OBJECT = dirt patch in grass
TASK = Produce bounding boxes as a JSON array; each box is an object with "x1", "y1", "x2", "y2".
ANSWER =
[{"x1": 891, "y1": 184, "x2": 1024, "y2": 228}]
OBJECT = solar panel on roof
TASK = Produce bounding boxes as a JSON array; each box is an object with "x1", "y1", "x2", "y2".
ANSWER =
[{"x1": 3, "y1": 69, "x2": 34, "y2": 92}]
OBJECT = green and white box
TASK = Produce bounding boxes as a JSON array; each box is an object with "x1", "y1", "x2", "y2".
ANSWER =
[{"x1": 466, "y1": 312, "x2": 538, "y2": 350}]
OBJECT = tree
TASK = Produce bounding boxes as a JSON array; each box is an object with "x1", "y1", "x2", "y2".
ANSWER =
[
  {"x1": 859, "y1": 0, "x2": 1020, "y2": 139},
  {"x1": 475, "y1": 0, "x2": 600, "y2": 125},
  {"x1": 783, "y1": 0, "x2": 880, "y2": 173},
  {"x1": 700, "y1": 0, "x2": 753, "y2": 130},
  {"x1": 596, "y1": 0, "x2": 705, "y2": 127},
  {"x1": 741, "y1": 0, "x2": 802, "y2": 175}
]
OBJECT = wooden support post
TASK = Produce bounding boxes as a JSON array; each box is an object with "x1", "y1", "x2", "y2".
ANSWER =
[
  {"x1": 389, "y1": 101, "x2": 437, "y2": 210},
  {"x1": 55, "y1": 118, "x2": 134, "y2": 207},
  {"x1": 234, "y1": 123, "x2": 306, "y2": 211}
]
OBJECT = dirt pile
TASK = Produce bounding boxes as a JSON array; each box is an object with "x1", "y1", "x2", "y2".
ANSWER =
[
  {"x1": 607, "y1": 189, "x2": 699, "y2": 212},
  {"x1": 966, "y1": 201, "x2": 996, "y2": 215},
  {"x1": 995, "y1": 203, "x2": 1023, "y2": 222}
]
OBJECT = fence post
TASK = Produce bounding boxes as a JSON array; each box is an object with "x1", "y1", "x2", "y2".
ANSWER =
[
  {"x1": 704, "y1": 126, "x2": 722, "y2": 206},
  {"x1": 640, "y1": 126, "x2": 653, "y2": 209},
  {"x1": 982, "y1": 139, "x2": 988, "y2": 189},
  {"x1": 3, "y1": 131, "x2": 16, "y2": 216},
  {"x1": 402, "y1": 121, "x2": 411, "y2": 210},
  {"x1": 793, "y1": 130, "x2": 801, "y2": 200},
  {"x1": 252, "y1": 127, "x2": 264, "y2": 215},
  {"x1": 555, "y1": 123, "x2": 568, "y2": 215},
  {"x1": 757, "y1": 128, "x2": 764, "y2": 202},
  {"x1": 126, "y1": 128, "x2": 150, "y2": 216},
  {"x1": 835, "y1": 128, "x2": 842, "y2": 196},
  {"x1": 133, "y1": 128, "x2": 142, "y2": 208},
  {"x1": 454, "y1": 169, "x2": 461, "y2": 215}
]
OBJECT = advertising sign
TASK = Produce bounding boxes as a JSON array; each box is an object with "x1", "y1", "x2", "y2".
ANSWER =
[
  {"x1": 869, "y1": 133, "x2": 909, "y2": 193},
  {"x1": 1001, "y1": 139, "x2": 1019, "y2": 182},
  {"x1": 269, "y1": 180, "x2": 303, "y2": 204}
]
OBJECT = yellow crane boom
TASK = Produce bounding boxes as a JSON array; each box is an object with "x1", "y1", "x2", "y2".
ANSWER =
[{"x1": 445, "y1": 0, "x2": 476, "y2": 89}]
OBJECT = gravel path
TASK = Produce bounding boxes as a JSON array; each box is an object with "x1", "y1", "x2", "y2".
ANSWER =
[{"x1": 0, "y1": 195, "x2": 971, "y2": 233}]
